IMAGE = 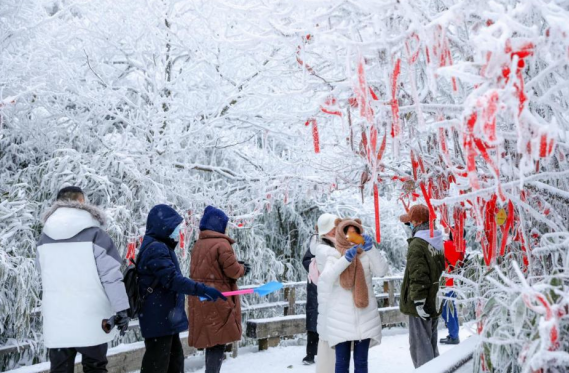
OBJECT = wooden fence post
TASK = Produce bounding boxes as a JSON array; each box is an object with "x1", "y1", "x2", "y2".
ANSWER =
[
  {"x1": 231, "y1": 341, "x2": 239, "y2": 358},
  {"x1": 388, "y1": 279, "x2": 395, "y2": 307},
  {"x1": 284, "y1": 287, "x2": 296, "y2": 316},
  {"x1": 383, "y1": 281, "x2": 389, "y2": 307}
]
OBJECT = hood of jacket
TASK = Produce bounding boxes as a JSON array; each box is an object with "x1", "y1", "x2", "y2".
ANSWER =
[
  {"x1": 309, "y1": 235, "x2": 335, "y2": 256},
  {"x1": 144, "y1": 204, "x2": 183, "y2": 244},
  {"x1": 199, "y1": 205, "x2": 229, "y2": 234},
  {"x1": 414, "y1": 229, "x2": 444, "y2": 251},
  {"x1": 42, "y1": 201, "x2": 105, "y2": 240},
  {"x1": 309, "y1": 235, "x2": 319, "y2": 256}
]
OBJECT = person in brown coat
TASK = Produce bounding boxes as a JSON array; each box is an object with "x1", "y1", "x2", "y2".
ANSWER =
[{"x1": 188, "y1": 206, "x2": 250, "y2": 373}]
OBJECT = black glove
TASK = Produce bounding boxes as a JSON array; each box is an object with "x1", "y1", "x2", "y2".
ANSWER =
[
  {"x1": 199, "y1": 284, "x2": 227, "y2": 302},
  {"x1": 114, "y1": 310, "x2": 130, "y2": 336},
  {"x1": 102, "y1": 310, "x2": 129, "y2": 336},
  {"x1": 239, "y1": 261, "x2": 251, "y2": 276}
]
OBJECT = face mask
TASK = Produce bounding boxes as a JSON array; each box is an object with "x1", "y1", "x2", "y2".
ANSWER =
[
  {"x1": 408, "y1": 223, "x2": 415, "y2": 231},
  {"x1": 169, "y1": 224, "x2": 182, "y2": 242}
]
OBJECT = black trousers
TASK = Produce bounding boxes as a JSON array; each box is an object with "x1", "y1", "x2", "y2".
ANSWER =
[
  {"x1": 205, "y1": 344, "x2": 225, "y2": 373},
  {"x1": 49, "y1": 343, "x2": 108, "y2": 373},
  {"x1": 306, "y1": 331, "x2": 319, "y2": 357},
  {"x1": 141, "y1": 334, "x2": 185, "y2": 373}
]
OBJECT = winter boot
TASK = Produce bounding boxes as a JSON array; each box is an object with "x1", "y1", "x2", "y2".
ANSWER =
[
  {"x1": 302, "y1": 355, "x2": 315, "y2": 365},
  {"x1": 440, "y1": 336, "x2": 460, "y2": 345}
]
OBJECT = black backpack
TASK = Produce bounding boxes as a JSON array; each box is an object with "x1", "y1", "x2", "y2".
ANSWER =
[{"x1": 123, "y1": 246, "x2": 160, "y2": 319}]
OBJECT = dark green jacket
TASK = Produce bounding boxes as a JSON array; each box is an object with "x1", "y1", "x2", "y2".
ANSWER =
[{"x1": 399, "y1": 230, "x2": 445, "y2": 318}]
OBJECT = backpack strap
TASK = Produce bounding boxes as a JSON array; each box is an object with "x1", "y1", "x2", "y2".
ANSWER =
[{"x1": 136, "y1": 241, "x2": 164, "y2": 300}]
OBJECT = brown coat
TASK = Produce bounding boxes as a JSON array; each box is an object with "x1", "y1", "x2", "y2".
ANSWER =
[{"x1": 187, "y1": 230, "x2": 245, "y2": 349}]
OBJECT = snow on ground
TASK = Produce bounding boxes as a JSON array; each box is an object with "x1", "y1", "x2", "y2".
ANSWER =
[{"x1": 174, "y1": 326, "x2": 475, "y2": 373}]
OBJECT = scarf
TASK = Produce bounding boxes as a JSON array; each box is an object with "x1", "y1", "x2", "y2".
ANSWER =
[
  {"x1": 412, "y1": 222, "x2": 431, "y2": 236},
  {"x1": 334, "y1": 218, "x2": 369, "y2": 309}
]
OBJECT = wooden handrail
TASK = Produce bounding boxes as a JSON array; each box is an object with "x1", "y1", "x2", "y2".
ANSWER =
[{"x1": 1, "y1": 277, "x2": 403, "y2": 358}]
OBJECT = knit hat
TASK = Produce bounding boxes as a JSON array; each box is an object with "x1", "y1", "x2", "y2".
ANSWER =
[
  {"x1": 399, "y1": 204, "x2": 429, "y2": 224},
  {"x1": 317, "y1": 213, "x2": 338, "y2": 237}
]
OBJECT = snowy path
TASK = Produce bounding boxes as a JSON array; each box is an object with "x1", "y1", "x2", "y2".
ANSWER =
[{"x1": 171, "y1": 326, "x2": 475, "y2": 373}]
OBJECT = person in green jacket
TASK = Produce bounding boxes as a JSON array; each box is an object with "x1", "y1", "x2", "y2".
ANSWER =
[{"x1": 399, "y1": 204, "x2": 446, "y2": 368}]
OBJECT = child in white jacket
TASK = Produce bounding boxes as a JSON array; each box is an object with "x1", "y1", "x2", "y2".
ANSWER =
[{"x1": 318, "y1": 218, "x2": 389, "y2": 373}]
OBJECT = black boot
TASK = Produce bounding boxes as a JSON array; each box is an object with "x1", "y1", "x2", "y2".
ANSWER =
[
  {"x1": 440, "y1": 336, "x2": 460, "y2": 345},
  {"x1": 302, "y1": 355, "x2": 315, "y2": 365}
]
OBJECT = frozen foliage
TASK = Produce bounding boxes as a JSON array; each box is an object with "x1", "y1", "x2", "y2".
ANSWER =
[{"x1": 1, "y1": 0, "x2": 569, "y2": 371}]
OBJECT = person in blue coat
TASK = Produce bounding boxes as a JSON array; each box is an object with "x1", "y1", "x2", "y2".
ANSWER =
[{"x1": 137, "y1": 204, "x2": 226, "y2": 373}]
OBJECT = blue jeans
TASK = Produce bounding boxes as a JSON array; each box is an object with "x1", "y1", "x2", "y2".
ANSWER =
[
  {"x1": 335, "y1": 339, "x2": 371, "y2": 373},
  {"x1": 442, "y1": 291, "x2": 459, "y2": 339}
]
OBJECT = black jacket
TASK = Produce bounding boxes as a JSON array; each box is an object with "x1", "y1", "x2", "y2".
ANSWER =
[{"x1": 302, "y1": 242, "x2": 318, "y2": 333}]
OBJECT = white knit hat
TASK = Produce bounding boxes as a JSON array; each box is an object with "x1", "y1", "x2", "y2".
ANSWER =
[{"x1": 317, "y1": 213, "x2": 338, "y2": 237}]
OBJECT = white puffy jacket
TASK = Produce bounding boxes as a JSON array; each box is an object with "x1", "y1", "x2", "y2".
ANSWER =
[
  {"x1": 311, "y1": 236, "x2": 336, "y2": 342},
  {"x1": 317, "y1": 247, "x2": 389, "y2": 348},
  {"x1": 36, "y1": 201, "x2": 129, "y2": 348}
]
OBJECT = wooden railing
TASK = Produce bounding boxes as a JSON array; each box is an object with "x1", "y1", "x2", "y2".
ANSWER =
[
  {"x1": 244, "y1": 276, "x2": 405, "y2": 350},
  {"x1": 1, "y1": 276, "x2": 404, "y2": 371}
]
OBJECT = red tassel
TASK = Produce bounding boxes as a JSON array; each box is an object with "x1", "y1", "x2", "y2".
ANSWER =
[
  {"x1": 373, "y1": 183, "x2": 381, "y2": 243},
  {"x1": 410, "y1": 150, "x2": 419, "y2": 180},
  {"x1": 126, "y1": 241, "x2": 136, "y2": 264},
  {"x1": 355, "y1": 57, "x2": 374, "y2": 123},
  {"x1": 305, "y1": 119, "x2": 320, "y2": 153},
  {"x1": 391, "y1": 59, "x2": 402, "y2": 138},
  {"x1": 482, "y1": 195, "x2": 498, "y2": 266},
  {"x1": 464, "y1": 113, "x2": 480, "y2": 190},
  {"x1": 499, "y1": 200, "x2": 515, "y2": 256},
  {"x1": 420, "y1": 182, "x2": 437, "y2": 237}
]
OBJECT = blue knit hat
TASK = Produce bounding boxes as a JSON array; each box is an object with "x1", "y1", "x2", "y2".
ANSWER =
[{"x1": 199, "y1": 206, "x2": 229, "y2": 234}]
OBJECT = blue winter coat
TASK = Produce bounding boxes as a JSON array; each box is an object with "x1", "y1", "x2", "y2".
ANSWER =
[{"x1": 137, "y1": 204, "x2": 204, "y2": 339}]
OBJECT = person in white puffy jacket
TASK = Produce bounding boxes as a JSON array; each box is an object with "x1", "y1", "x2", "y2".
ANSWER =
[
  {"x1": 36, "y1": 186, "x2": 130, "y2": 373},
  {"x1": 310, "y1": 213, "x2": 338, "y2": 372},
  {"x1": 318, "y1": 217, "x2": 389, "y2": 373}
]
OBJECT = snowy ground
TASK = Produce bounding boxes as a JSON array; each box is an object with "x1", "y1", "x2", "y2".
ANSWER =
[{"x1": 170, "y1": 326, "x2": 475, "y2": 373}]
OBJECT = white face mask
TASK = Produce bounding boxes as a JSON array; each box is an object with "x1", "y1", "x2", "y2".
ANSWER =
[{"x1": 169, "y1": 224, "x2": 182, "y2": 241}]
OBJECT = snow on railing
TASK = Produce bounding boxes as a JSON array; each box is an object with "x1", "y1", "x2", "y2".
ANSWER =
[{"x1": 0, "y1": 276, "x2": 404, "y2": 359}]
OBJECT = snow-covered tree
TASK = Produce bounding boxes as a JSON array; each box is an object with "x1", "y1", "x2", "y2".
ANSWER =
[{"x1": 1, "y1": 0, "x2": 568, "y2": 370}]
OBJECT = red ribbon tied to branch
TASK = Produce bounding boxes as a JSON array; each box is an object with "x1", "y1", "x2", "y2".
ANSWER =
[{"x1": 305, "y1": 119, "x2": 320, "y2": 153}]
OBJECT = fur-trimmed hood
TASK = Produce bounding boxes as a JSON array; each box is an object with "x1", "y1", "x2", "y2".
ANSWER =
[
  {"x1": 42, "y1": 201, "x2": 106, "y2": 240},
  {"x1": 43, "y1": 201, "x2": 106, "y2": 225},
  {"x1": 335, "y1": 218, "x2": 364, "y2": 253}
]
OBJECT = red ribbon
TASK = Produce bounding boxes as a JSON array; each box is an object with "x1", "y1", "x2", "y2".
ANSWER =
[
  {"x1": 305, "y1": 119, "x2": 320, "y2": 153},
  {"x1": 373, "y1": 183, "x2": 381, "y2": 243},
  {"x1": 126, "y1": 241, "x2": 136, "y2": 264},
  {"x1": 390, "y1": 58, "x2": 401, "y2": 138}
]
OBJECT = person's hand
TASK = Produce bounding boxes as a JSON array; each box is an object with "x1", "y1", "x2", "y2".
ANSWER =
[
  {"x1": 201, "y1": 285, "x2": 227, "y2": 302},
  {"x1": 345, "y1": 245, "x2": 361, "y2": 262},
  {"x1": 414, "y1": 299, "x2": 429, "y2": 320},
  {"x1": 362, "y1": 234, "x2": 374, "y2": 251},
  {"x1": 239, "y1": 261, "x2": 251, "y2": 276},
  {"x1": 114, "y1": 310, "x2": 130, "y2": 336}
]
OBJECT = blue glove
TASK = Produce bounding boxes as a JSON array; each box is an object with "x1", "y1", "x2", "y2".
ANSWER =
[
  {"x1": 199, "y1": 284, "x2": 227, "y2": 302},
  {"x1": 362, "y1": 234, "x2": 374, "y2": 251},
  {"x1": 345, "y1": 245, "x2": 361, "y2": 262}
]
